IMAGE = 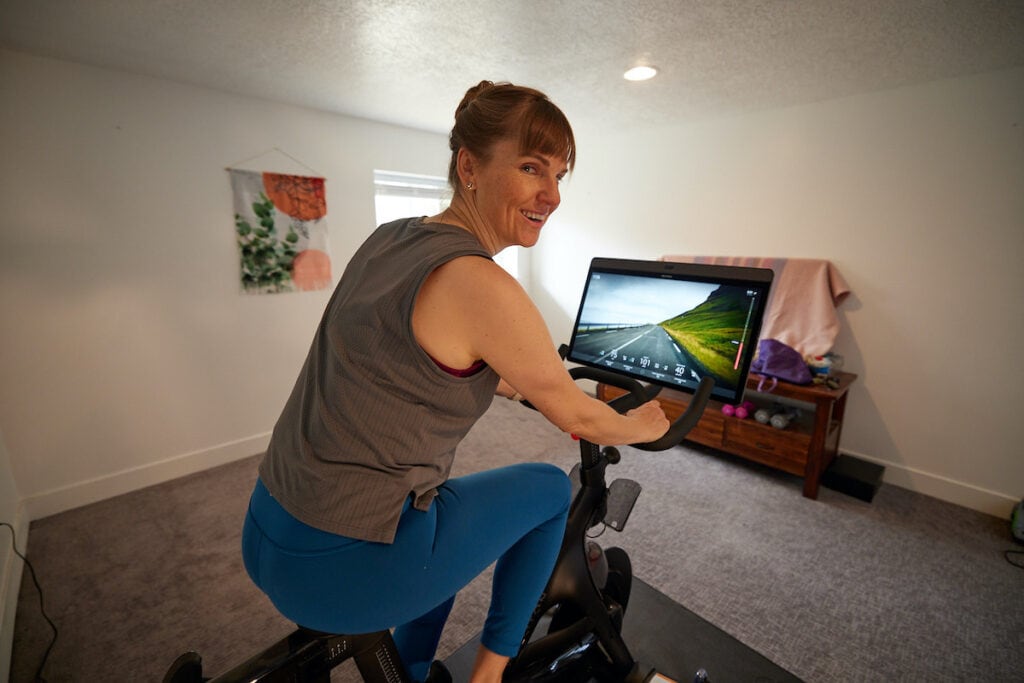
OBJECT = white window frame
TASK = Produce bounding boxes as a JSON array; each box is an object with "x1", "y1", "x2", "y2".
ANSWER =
[{"x1": 373, "y1": 170, "x2": 520, "y2": 279}]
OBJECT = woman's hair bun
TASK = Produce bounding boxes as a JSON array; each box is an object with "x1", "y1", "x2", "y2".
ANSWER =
[{"x1": 455, "y1": 80, "x2": 496, "y2": 120}]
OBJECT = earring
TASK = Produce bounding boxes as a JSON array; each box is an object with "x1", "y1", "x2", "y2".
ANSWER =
[{"x1": 465, "y1": 182, "x2": 474, "y2": 190}]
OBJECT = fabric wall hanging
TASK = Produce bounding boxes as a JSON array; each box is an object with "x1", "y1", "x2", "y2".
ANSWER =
[{"x1": 229, "y1": 169, "x2": 331, "y2": 294}]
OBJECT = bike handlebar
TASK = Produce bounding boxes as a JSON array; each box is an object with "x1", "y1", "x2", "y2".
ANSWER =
[{"x1": 568, "y1": 365, "x2": 715, "y2": 452}]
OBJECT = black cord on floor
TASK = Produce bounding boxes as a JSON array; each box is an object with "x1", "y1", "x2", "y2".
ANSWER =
[
  {"x1": 1006, "y1": 549, "x2": 1024, "y2": 569},
  {"x1": 1, "y1": 521, "x2": 57, "y2": 682}
]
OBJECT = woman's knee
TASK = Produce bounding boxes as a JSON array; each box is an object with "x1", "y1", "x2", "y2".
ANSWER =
[{"x1": 519, "y1": 462, "x2": 572, "y2": 515}]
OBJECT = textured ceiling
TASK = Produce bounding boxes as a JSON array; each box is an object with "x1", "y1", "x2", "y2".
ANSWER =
[{"x1": 2, "y1": 0, "x2": 1023, "y2": 135}]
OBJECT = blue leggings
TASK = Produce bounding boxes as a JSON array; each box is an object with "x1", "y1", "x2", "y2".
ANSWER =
[{"x1": 242, "y1": 463, "x2": 571, "y2": 682}]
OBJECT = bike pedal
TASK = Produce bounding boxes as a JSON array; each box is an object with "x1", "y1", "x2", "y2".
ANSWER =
[{"x1": 604, "y1": 478, "x2": 641, "y2": 531}]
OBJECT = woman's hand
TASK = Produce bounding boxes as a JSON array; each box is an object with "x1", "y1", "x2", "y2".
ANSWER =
[{"x1": 625, "y1": 400, "x2": 670, "y2": 445}]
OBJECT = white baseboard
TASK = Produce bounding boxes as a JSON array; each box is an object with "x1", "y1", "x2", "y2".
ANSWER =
[
  {"x1": 23, "y1": 433, "x2": 271, "y2": 521},
  {"x1": 1, "y1": 504, "x2": 28, "y2": 683},
  {"x1": 845, "y1": 448, "x2": 1018, "y2": 519}
]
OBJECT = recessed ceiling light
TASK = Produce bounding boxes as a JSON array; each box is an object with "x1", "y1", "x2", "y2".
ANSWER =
[{"x1": 623, "y1": 65, "x2": 658, "y2": 81}]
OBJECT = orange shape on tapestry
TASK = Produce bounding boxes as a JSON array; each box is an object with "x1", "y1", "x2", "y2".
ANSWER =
[
  {"x1": 262, "y1": 172, "x2": 326, "y2": 220},
  {"x1": 292, "y1": 249, "x2": 332, "y2": 291}
]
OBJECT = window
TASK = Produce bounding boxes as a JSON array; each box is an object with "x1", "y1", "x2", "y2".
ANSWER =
[
  {"x1": 373, "y1": 170, "x2": 449, "y2": 226},
  {"x1": 373, "y1": 170, "x2": 519, "y2": 279}
]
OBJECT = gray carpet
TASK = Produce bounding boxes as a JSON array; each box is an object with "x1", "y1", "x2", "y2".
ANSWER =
[{"x1": 10, "y1": 398, "x2": 1024, "y2": 682}]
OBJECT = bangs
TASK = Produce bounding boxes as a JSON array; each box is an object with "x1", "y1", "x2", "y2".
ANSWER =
[{"x1": 516, "y1": 99, "x2": 576, "y2": 171}]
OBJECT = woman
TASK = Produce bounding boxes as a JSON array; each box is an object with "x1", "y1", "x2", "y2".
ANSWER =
[{"x1": 242, "y1": 81, "x2": 669, "y2": 683}]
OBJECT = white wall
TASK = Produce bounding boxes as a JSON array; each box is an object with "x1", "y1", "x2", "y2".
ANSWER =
[
  {"x1": 0, "y1": 49, "x2": 450, "y2": 519},
  {"x1": 535, "y1": 67, "x2": 1024, "y2": 516},
  {"x1": 0, "y1": 431, "x2": 25, "y2": 680}
]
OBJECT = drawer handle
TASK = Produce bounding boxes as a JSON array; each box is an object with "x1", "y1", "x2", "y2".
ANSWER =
[{"x1": 755, "y1": 441, "x2": 776, "y2": 451}]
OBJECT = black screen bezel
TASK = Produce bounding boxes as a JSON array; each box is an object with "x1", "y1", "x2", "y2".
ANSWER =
[{"x1": 566, "y1": 258, "x2": 774, "y2": 405}]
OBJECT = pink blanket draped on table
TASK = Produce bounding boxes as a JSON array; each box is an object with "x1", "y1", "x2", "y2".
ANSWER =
[{"x1": 661, "y1": 256, "x2": 851, "y2": 358}]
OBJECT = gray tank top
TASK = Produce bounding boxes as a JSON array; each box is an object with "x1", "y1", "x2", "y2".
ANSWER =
[{"x1": 259, "y1": 217, "x2": 500, "y2": 543}]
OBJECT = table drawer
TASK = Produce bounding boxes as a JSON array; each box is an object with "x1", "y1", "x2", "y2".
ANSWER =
[{"x1": 723, "y1": 420, "x2": 810, "y2": 467}]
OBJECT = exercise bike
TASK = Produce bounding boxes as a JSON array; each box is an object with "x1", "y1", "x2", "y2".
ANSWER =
[
  {"x1": 498, "y1": 363, "x2": 712, "y2": 683},
  {"x1": 164, "y1": 360, "x2": 713, "y2": 683}
]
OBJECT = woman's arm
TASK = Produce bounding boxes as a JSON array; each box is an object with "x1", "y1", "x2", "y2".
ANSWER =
[{"x1": 413, "y1": 256, "x2": 669, "y2": 446}]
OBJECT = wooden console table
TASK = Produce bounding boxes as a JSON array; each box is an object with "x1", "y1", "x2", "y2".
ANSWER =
[{"x1": 597, "y1": 371, "x2": 857, "y2": 499}]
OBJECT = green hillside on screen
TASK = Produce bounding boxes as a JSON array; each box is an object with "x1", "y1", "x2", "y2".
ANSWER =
[{"x1": 660, "y1": 287, "x2": 747, "y2": 380}]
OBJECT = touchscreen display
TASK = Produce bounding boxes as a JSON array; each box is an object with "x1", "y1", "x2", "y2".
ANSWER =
[{"x1": 566, "y1": 258, "x2": 773, "y2": 404}]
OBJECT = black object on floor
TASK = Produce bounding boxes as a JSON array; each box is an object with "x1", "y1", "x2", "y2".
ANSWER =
[
  {"x1": 822, "y1": 454, "x2": 885, "y2": 502},
  {"x1": 444, "y1": 578, "x2": 801, "y2": 682}
]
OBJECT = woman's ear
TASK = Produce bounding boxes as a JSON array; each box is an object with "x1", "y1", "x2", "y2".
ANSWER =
[{"x1": 456, "y1": 148, "x2": 477, "y2": 189}]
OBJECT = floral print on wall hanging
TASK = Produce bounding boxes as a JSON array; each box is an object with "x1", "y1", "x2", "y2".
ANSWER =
[{"x1": 230, "y1": 169, "x2": 332, "y2": 294}]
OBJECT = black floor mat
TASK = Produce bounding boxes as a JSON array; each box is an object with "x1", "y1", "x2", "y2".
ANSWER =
[{"x1": 444, "y1": 578, "x2": 802, "y2": 682}]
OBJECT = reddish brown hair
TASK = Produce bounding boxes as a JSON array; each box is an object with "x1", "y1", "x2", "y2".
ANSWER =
[{"x1": 447, "y1": 81, "x2": 576, "y2": 189}]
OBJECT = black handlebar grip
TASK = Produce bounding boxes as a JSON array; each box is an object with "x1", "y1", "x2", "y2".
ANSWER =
[
  {"x1": 631, "y1": 376, "x2": 715, "y2": 452},
  {"x1": 567, "y1": 365, "x2": 714, "y2": 451}
]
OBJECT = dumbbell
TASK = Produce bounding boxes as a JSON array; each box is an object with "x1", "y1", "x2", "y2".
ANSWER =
[
  {"x1": 721, "y1": 400, "x2": 756, "y2": 419},
  {"x1": 770, "y1": 410, "x2": 798, "y2": 430},
  {"x1": 753, "y1": 405, "x2": 798, "y2": 428}
]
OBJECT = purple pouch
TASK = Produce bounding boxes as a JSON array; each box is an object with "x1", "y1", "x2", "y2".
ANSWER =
[{"x1": 751, "y1": 339, "x2": 813, "y2": 389}]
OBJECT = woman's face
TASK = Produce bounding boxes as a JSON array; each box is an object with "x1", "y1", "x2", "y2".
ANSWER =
[{"x1": 467, "y1": 138, "x2": 567, "y2": 251}]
